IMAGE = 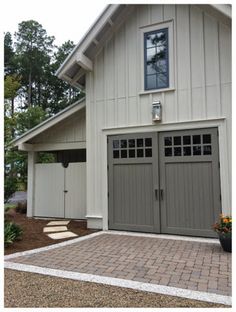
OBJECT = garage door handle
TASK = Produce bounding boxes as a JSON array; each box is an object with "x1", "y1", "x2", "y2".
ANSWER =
[
  {"x1": 155, "y1": 189, "x2": 164, "y2": 200},
  {"x1": 155, "y1": 189, "x2": 159, "y2": 201},
  {"x1": 160, "y1": 189, "x2": 164, "y2": 200},
  {"x1": 64, "y1": 190, "x2": 68, "y2": 193}
]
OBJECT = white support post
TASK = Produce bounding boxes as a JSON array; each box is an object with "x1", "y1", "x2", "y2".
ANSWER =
[{"x1": 27, "y1": 151, "x2": 36, "y2": 217}]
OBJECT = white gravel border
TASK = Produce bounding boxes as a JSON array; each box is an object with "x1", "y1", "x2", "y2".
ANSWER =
[
  {"x1": 4, "y1": 261, "x2": 231, "y2": 306},
  {"x1": 4, "y1": 231, "x2": 103, "y2": 260}
]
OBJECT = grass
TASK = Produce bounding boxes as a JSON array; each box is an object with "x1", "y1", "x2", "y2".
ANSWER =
[{"x1": 4, "y1": 203, "x2": 17, "y2": 212}]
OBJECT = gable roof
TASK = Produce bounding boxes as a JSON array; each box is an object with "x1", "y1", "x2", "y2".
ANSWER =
[
  {"x1": 56, "y1": 4, "x2": 231, "y2": 89},
  {"x1": 12, "y1": 98, "x2": 85, "y2": 147}
]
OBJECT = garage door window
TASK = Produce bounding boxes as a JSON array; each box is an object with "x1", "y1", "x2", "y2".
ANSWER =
[
  {"x1": 113, "y1": 137, "x2": 152, "y2": 159},
  {"x1": 164, "y1": 133, "x2": 212, "y2": 157}
]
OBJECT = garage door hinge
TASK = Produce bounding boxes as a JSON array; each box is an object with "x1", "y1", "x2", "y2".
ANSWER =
[
  {"x1": 108, "y1": 192, "x2": 109, "y2": 198},
  {"x1": 218, "y1": 162, "x2": 220, "y2": 169},
  {"x1": 107, "y1": 165, "x2": 109, "y2": 171},
  {"x1": 220, "y1": 194, "x2": 221, "y2": 201}
]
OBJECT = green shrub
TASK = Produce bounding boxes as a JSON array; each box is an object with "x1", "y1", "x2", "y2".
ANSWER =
[
  {"x1": 4, "y1": 221, "x2": 23, "y2": 245},
  {"x1": 4, "y1": 203, "x2": 17, "y2": 212},
  {"x1": 4, "y1": 176, "x2": 18, "y2": 201}
]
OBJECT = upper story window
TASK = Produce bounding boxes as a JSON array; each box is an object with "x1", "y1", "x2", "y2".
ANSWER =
[{"x1": 144, "y1": 28, "x2": 169, "y2": 90}]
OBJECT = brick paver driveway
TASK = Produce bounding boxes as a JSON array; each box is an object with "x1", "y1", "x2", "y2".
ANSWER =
[{"x1": 6, "y1": 232, "x2": 231, "y2": 297}]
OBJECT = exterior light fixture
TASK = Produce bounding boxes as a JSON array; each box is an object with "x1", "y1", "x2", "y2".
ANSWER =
[{"x1": 152, "y1": 101, "x2": 162, "y2": 121}]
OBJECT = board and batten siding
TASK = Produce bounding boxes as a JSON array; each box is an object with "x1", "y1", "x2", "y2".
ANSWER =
[
  {"x1": 85, "y1": 4, "x2": 231, "y2": 227},
  {"x1": 31, "y1": 108, "x2": 86, "y2": 144}
]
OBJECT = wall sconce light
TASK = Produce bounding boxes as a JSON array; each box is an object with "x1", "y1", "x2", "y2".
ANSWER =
[{"x1": 152, "y1": 101, "x2": 162, "y2": 121}]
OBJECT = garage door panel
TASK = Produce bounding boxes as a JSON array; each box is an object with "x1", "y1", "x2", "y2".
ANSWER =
[
  {"x1": 160, "y1": 128, "x2": 221, "y2": 238},
  {"x1": 164, "y1": 162, "x2": 214, "y2": 231},
  {"x1": 113, "y1": 164, "x2": 153, "y2": 228},
  {"x1": 108, "y1": 132, "x2": 160, "y2": 233}
]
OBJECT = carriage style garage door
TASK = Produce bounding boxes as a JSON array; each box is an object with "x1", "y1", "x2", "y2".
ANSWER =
[{"x1": 108, "y1": 128, "x2": 221, "y2": 237}]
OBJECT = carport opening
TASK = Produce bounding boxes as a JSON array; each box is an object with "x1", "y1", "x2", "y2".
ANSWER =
[{"x1": 37, "y1": 149, "x2": 86, "y2": 164}]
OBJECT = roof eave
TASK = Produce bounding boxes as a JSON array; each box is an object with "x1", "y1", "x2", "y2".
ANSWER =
[
  {"x1": 57, "y1": 4, "x2": 231, "y2": 86},
  {"x1": 210, "y1": 4, "x2": 231, "y2": 19},
  {"x1": 56, "y1": 4, "x2": 117, "y2": 79}
]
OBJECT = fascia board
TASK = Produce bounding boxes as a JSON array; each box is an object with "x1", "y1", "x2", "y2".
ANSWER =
[{"x1": 56, "y1": 4, "x2": 121, "y2": 78}]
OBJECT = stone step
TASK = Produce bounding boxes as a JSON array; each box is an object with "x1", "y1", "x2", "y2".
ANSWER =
[
  {"x1": 43, "y1": 226, "x2": 68, "y2": 233},
  {"x1": 47, "y1": 221, "x2": 70, "y2": 226},
  {"x1": 47, "y1": 231, "x2": 78, "y2": 240}
]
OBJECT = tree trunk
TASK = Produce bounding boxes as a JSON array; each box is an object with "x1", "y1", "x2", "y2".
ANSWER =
[
  {"x1": 38, "y1": 81, "x2": 41, "y2": 107},
  {"x1": 11, "y1": 97, "x2": 14, "y2": 117},
  {"x1": 11, "y1": 97, "x2": 15, "y2": 137},
  {"x1": 28, "y1": 70, "x2": 32, "y2": 107},
  {"x1": 69, "y1": 86, "x2": 72, "y2": 102}
]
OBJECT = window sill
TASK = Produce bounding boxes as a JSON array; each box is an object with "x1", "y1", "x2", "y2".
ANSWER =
[{"x1": 139, "y1": 87, "x2": 175, "y2": 95}]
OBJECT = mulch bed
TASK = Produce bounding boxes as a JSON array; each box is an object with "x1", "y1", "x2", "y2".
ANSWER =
[{"x1": 4, "y1": 209, "x2": 98, "y2": 255}]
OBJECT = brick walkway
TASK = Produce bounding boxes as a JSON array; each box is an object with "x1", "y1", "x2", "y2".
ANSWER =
[{"x1": 7, "y1": 233, "x2": 231, "y2": 296}]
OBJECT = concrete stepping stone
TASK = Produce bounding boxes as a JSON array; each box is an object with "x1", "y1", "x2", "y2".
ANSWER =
[
  {"x1": 43, "y1": 226, "x2": 68, "y2": 233},
  {"x1": 47, "y1": 221, "x2": 70, "y2": 226},
  {"x1": 47, "y1": 231, "x2": 78, "y2": 240}
]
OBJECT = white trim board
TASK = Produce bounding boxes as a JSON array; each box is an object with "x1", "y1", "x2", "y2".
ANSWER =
[{"x1": 4, "y1": 261, "x2": 231, "y2": 306}]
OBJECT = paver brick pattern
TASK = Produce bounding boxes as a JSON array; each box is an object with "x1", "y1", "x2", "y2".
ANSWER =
[{"x1": 8, "y1": 234, "x2": 231, "y2": 296}]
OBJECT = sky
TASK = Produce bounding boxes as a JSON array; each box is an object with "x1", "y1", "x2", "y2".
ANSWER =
[
  {"x1": 1, "y1": 0, "x2": 108, "y2": 46},
  {"x1": 1, "y1": 0, "x2": 233, "y2": 46}
]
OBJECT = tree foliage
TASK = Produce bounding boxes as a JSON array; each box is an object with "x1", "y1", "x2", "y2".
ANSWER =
[
  {"x1": 14, "y1": 20, "x2": 55, "y2": 108},
  {"x1": 4, "y1": 32, "x2": 15, "y2": 75},
  {"x1": 4, "y1": 20, "x2": 83, "y2": 199}
]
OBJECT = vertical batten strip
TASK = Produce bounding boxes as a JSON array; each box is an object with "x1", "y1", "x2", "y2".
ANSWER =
[
  {"x1": 114, "y1": 32, "x2": 118, "y2": 127},
  {"x1": 202, "y1": 12, "x2": 207, "y2": 118},
  {"x1": 214, "y1": 19, "x2": 221, "y2": 118},
  {"x1": 175, "y1": 6, "x2": 179, "y2": 121},
  {"x1": 104, "y1": 43, "x2": 107, "y2": 127},
  {"x1": 188, "y1": 5, "x2": 193, "y2": 120},
  {"x1": 217, "y1": 21, "x2": 222, "y2": 116},
  {"x1": 125, "y1": 21, "x2": 129, "y2": 127},
  {"x1": 94, "y1": 55, "x2": 98, "y2": 215},
  {"x1": 136, "y1": 8, "x2": 140, "y2": 125},
  {"x1": 148, "y1": 4, "x2": 152, "y2": 25}
]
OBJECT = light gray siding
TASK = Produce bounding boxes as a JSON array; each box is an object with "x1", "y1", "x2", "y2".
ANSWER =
[
  {"x1": 89, "y1": 5, "x2": 231, "y2": 126},
  {"x1": 31, "y1": 108, "x2": 86, "y2": 144},
  {"x1": 85, "y1": 4, "x2": 231, "y2": 227}
]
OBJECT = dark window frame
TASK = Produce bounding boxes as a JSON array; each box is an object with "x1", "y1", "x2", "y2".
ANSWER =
[{"x1": 144, "y1": 28, "x2": 169, "y2": 90}]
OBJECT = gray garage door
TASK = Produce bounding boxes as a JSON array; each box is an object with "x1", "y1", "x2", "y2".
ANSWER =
[
  {"x1": 159, "y1": 128, "x2": 221, "y2": 237},
  {"x1": 108, "y1": 128, "x2": 221, "y2": 237},
  {"x1": 108, "y1": 133, "x2": 160, "y2": 232}
]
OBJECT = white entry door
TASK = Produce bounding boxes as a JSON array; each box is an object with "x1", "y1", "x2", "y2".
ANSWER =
[
  {"x1": 34, "y1": 163, "x2": 64, "y2": 218},
  {"x1": 65, "y1": 163, "x2": 86, "y2": 219},
  {"x1": 34, "y1": 162, "x2": 86, "y2": 219}
]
